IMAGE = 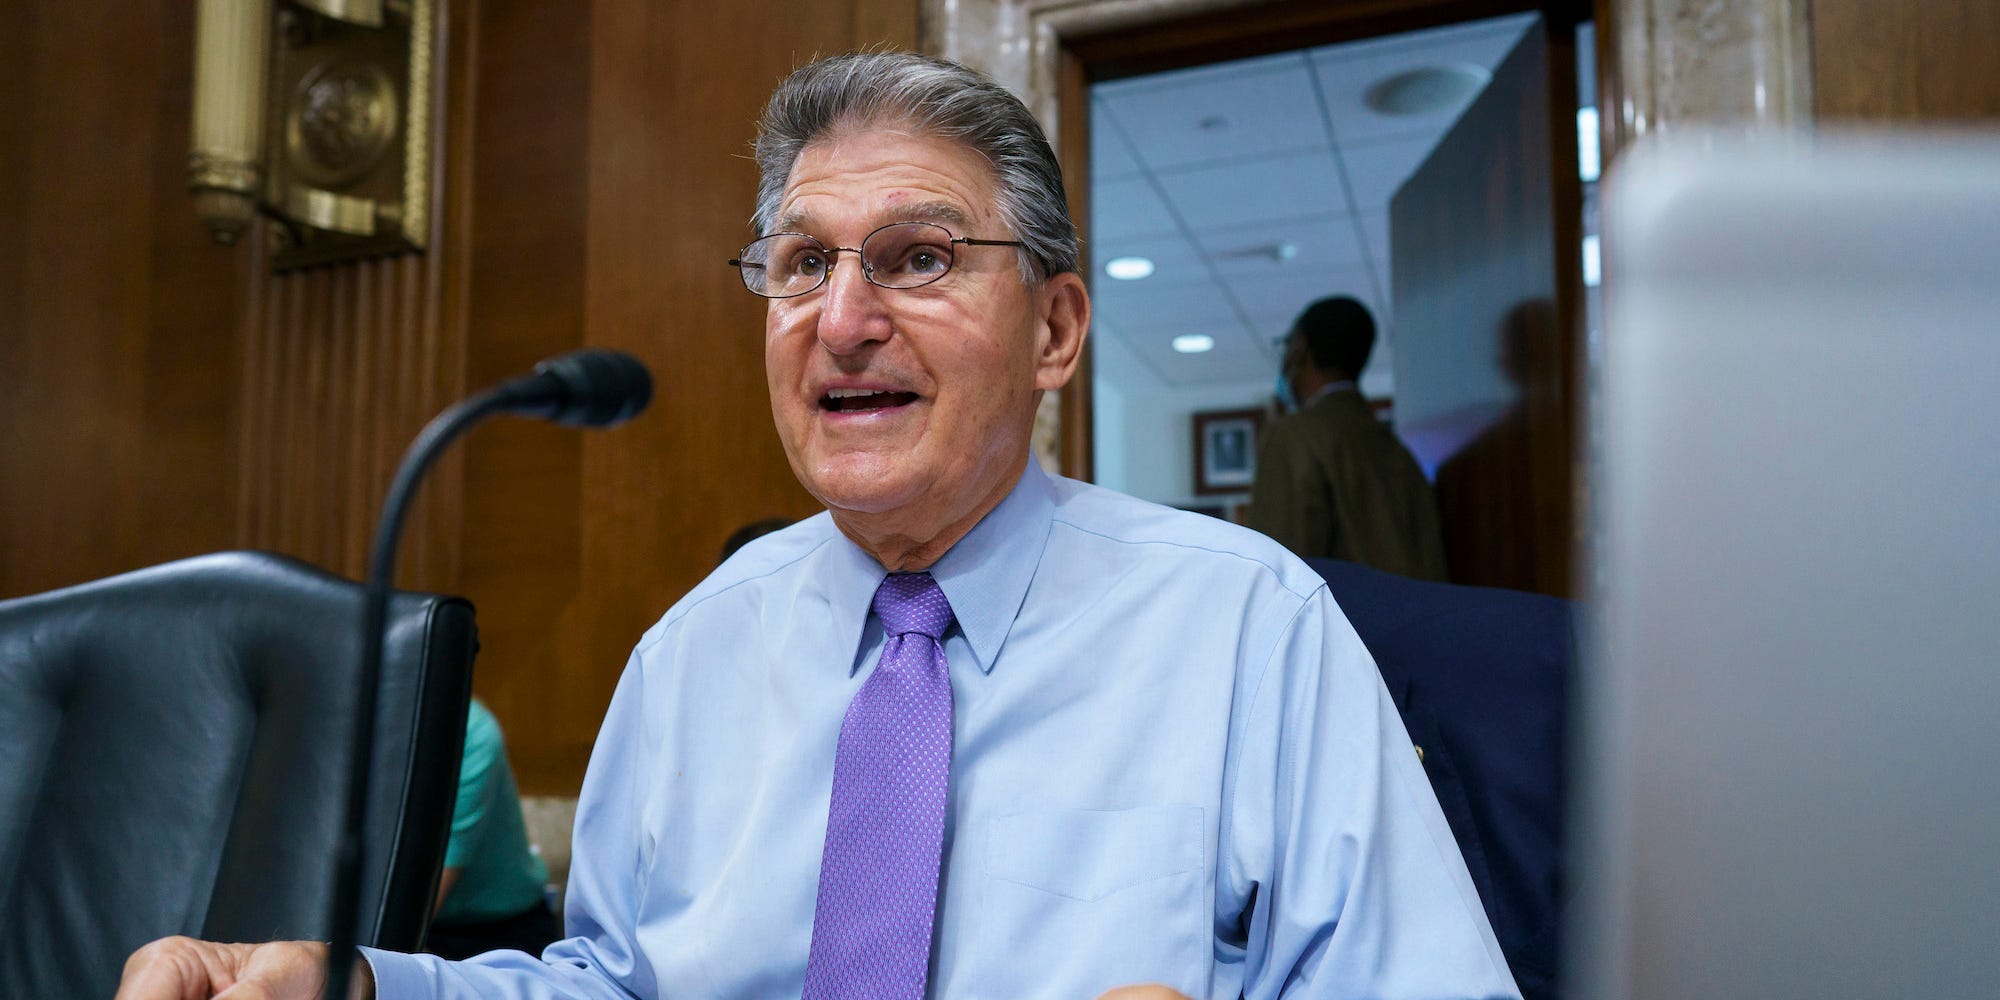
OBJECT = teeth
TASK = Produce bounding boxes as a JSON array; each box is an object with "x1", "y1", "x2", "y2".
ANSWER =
[{"x1": 827, "y1": 388, "x2": 891, "y2": 398}]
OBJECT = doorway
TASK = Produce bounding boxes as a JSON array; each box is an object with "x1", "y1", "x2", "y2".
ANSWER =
[{"x1": 978, "y1": 0, "x2": 1593, "y2": 597}]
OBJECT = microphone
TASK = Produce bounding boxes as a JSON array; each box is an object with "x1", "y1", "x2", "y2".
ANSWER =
[
  {"x1": 493, "y1": 348, "x2": 654, "y2": 427},
  {"x1": 322, "y1": 349, "x2": 653, "y2": 1000}
]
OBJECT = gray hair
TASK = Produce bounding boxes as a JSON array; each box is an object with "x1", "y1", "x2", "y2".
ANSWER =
[{"x1": 752, "y1": 51, "x2": 1080, "y2": 282}]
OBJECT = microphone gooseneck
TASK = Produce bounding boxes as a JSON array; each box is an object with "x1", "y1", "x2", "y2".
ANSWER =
[{"x1": 322, "y1": 349, "x2": 652, "y2": 1000}]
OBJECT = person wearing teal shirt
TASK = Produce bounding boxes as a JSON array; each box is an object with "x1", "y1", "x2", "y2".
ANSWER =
[{"x1": 423, "y1": 699, "x2": 559, "y2": 961}]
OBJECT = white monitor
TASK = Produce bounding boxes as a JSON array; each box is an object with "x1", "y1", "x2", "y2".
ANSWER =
[{"x1": 1575, "y1": 133, "x2": 2000, "y2": 998}]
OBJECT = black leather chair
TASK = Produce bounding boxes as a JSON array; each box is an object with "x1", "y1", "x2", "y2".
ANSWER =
[
  {"x1": 1308, "y1": 558, "x2": 1574, "y2": 1000},
  {"x1": 0, "y1": 551, "x2": 477, "y2": 998}
]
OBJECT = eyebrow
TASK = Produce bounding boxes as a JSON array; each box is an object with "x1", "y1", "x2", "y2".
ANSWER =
[{"x1": 775, "y1": 200, "x2": 974, "y2": 236}]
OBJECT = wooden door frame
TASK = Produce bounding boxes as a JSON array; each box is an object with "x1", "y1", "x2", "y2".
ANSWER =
[{"x1": 925, "y1": 0, "x2": 1594, "y2": 491}]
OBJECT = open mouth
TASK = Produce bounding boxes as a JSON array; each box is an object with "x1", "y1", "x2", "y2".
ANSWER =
[{"x1": 820, "y1": 388, "x2": 920, "y2": 413}]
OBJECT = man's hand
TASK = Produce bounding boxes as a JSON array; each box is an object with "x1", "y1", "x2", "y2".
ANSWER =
[
  {"x1": 115, "y1": 937, "x2": 373, "y2": 1000},
  {"x1": 1097, "y1": 986, "x2": 1196, "y2": 1000}
]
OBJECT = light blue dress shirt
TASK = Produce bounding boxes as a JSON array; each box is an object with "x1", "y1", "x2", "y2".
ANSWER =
[{"x1": 365, "y1": 461, "x2": 1517, "y2": 998}]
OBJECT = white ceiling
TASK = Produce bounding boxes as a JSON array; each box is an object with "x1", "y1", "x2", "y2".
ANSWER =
[{"x1": 1088, "y1": 12, "x2": 1539, "y2": 395}]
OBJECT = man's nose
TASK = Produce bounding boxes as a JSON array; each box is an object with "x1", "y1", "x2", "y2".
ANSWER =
[{"x1": 815, "y1": 255, "x2": 892, "y2": 355}]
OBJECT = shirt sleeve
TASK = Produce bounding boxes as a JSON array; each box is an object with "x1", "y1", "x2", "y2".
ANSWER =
[
  {"x1": 1224, "y1": 588, "x2": 1520, "y2": 999},
  {"x1": 363, "y1": 654, "x2": 661, "y2": 998}
]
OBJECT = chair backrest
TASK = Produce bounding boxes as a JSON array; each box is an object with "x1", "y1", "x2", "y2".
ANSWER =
[
  {"x1": 1307, "y1": 557, "x2": 1574, "y2": 1000},
  {"x1": 0, "y1": 551, "x2": 476, "y2": 998}
]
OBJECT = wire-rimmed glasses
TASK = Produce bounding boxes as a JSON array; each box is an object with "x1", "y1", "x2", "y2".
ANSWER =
[{"x1": 727, "y1": 221, "x2": 1027, "y2": 299}]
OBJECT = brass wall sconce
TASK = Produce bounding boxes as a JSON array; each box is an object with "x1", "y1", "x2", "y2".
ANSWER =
[{"x1": 188, "y1": 0, "x2": 438, "y2": 268}]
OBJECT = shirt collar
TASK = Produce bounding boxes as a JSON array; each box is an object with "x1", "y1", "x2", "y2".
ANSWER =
[
  {"x1": 821, "y1": 459, "x2": 1055, "y2": 676},
  {"x1": 928, "y1": 459, "x2": 1054, "y2": 674},
  {"x1": 1308, "y1": 380, "x2": 1357, "y2": 405}
]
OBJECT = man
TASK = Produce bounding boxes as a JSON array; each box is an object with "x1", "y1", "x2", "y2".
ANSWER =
[
  {"x1": 1246, "y1": 297, "x2": 1449, "y2": 582},
  {"x1": 118, "y1": 53, "x2": 1515, "y2": 999}
]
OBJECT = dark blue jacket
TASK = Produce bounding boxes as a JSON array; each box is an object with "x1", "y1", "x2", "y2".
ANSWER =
[{"x1": 1306, "y1": 558, "x2": 1573, "y2": 1000}]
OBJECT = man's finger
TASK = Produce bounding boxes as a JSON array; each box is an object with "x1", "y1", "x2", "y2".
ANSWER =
[
  {"x1": 212, "y1": 941, "x2": 330, "y2": 1000},
  {"x1": 115, "y1": 937, "x2": 234, "y2": 1000}
]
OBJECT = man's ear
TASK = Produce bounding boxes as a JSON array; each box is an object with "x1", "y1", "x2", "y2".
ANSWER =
[{"x1": 1033, "y1": 271, "x2": 1090, "y2": 392}]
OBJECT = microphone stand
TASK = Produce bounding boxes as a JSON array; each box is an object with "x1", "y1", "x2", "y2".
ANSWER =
[
  {"x1": 318, "y1": 347, "x2": 648, "y2": 997},
  {"x1": 322, "y1": 385, "x2": 512, "y2": 1000}
]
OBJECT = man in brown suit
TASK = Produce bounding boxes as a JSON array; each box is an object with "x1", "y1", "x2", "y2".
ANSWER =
[{"x1": 1246, "y1": 296, "x2": 1448, "y2": 581}]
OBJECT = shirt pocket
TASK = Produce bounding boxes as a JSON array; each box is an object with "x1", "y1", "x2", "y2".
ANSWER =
[{"x1": 976, "y1": 805, "x2": 1207, "y2": 1000}]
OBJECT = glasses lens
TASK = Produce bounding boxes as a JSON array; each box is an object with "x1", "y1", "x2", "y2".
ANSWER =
[
  {"x1": 862, "y1": 223, "x2": 956, "y2": 289},
  {"x1": 741, "y1": 234, "x2": 828, "y2": 298}
]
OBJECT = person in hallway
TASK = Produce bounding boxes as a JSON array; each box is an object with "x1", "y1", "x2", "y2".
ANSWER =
[
  {"x1": 421, "y1": 699, "x2": 561, "y2": 962},
  {"x1": 117, "y1": 51, "x2": 1516, "y2": 1000},
  {"x1": 1245, "y1": 296, "x2": 1449, "y2": 581}
]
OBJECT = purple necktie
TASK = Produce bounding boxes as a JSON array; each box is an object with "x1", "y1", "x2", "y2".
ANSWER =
[{"x1": 802, "y1": 572, "x2": 957, "y2": 1000}]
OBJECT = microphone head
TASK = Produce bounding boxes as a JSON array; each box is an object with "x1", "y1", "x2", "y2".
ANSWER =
[{"x1": 522, "y1": 349, "x2": 654, "y2": 427}]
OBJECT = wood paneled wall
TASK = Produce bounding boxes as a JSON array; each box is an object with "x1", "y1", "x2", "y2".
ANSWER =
[
  {"x1": 2, "y1": 0, "x2": 917, "y2": 795},
  {"x1": 1813, "y1": 0, "x2": 2000, "y2": 121},
  {"x1": 0, "y1": 1, "x2": 245, "y2": 594},
  {"x1": 470, "y1": 0, "x2": 919, "y2": 793},
  {"x1": 235, "y1": 248, "x2": 467, "y2": 589}
]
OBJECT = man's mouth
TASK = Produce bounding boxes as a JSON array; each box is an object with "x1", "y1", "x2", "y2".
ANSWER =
[{"x1": 820, "y1": 388, "x2": 920, "y2": 412}]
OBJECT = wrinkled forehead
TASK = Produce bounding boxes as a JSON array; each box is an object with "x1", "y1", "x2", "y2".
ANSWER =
[
  {"x1": 776, "y1": 199, "x2": 971, "y2": 237},
  {"x1": 774, "y1": 125, "x2": 1000, "y2": 236}
]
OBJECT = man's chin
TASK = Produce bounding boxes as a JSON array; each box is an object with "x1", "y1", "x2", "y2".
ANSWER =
[{"x1": 803, "y1": 467, "x2": 922, "y2": 518}]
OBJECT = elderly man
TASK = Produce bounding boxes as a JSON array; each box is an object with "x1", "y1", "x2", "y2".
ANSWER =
[{"x1": 118, "y1": 52, "x2": 1516, "y2": 1000}]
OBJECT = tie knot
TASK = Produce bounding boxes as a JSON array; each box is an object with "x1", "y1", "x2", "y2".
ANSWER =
[{"x1": 872, "y1": 572, "x2": 954, "y2": 640}]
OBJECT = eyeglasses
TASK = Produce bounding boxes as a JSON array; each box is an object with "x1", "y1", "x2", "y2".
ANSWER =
[{"x1": 727, "y1": 221, "x2": 1027, "y2": 299}]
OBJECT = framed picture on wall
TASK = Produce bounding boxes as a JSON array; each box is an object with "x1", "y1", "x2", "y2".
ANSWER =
[{"x1": 1192, "y1": 408, "x2": 1264, "y2": 495}]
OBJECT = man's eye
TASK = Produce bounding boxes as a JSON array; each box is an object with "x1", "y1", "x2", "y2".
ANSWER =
[
  {"x1": 885, "y1": 245, "x2": 949, "y2": 275},
  {"x1": 793, "y1": 251, "x2": 828, "y2": 276}
]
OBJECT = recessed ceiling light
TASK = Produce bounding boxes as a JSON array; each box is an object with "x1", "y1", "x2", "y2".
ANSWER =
[
  {"x1": 1172, "y1": 333, "x2": 1215, "y2": 354},
  {"x1": 1104, "y1": 256, "x2": 1155, "y2": 280},
  {"x1": 1363, "y1": 65, "x2": 1491, "y2": 117}
]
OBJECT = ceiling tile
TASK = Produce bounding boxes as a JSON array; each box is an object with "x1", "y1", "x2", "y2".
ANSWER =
[
  {"x1": 1360, "y1": 211, "x2": 1391, "y2": 265},
  {"x1": 1089, "y1": 99, "x2": 1145, "y2": 179},
  {"x1": 1099, "y1": 58, "x2": 1328, "y2": 173},
  {"x1": 1088, "y1": 314, "x2": 1168, "y2": 391},
  {"x1": 1090, "y1": 175, "x2": 1181, "y2": 241},
  {"x1": 1316, "y1": 10, "x2": 1535, "y2": 63},
  {"x1": 1235, "y1": 276, "x2": 1399, "y2": 395},
  {"x1": 1309, "y1": 13, "x2": 1535, "y2": 146},
  {"x1": 1092, "y1": 276, "x2": 1240, "y2": 331},
  {"x1": 1125, "y1": 316, "x2": 1277, "y2": 387},
  {"x1": 1194, "y1": 212, "x2": 1369, "y2": 276},
  {"x1": 1152, "y1": 150, "x2": 1345, "y2": 232},
  {"x1": 1233, "y1": 266, "x2": 1383, "y2": 343}
]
